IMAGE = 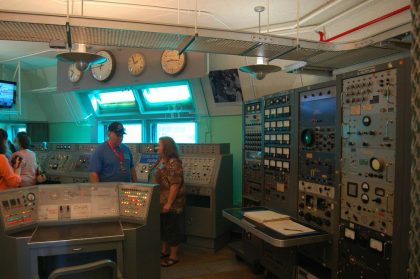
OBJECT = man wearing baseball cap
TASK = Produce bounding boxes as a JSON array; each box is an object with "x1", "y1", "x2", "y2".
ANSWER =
[{"x1": 88, "y1": 122, "x2": 137, "y2": 183}]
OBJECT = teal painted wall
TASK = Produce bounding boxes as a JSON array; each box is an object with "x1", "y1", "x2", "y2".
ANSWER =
[
  {"x1": 49, "y1": 123, "x2": 94, "y2": 143},
  {"x1": 198, "y1": 115, "x2": 242, "y2": 206}
]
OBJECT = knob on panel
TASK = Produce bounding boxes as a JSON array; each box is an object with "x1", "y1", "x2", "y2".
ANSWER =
[
  {"x1": 361, "y1": 193, "x2": 369, "y2": 203},
  {"x1": 370, "y1": 157, "x2": 384, "y2": 172},
  {"x1": 362, "y1": 115, "x2": 371, "y2": 126},
  {"x1": 361, "y1": 182, "x2": 369, "y2": 192},
  {"x1": 301, "y1": 129, "x2": 315, "y2": 147}
]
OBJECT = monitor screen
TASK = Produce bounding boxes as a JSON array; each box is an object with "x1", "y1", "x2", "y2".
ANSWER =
[{"x1": 0, "y1": 80, "x2": 17, "y2": 108}]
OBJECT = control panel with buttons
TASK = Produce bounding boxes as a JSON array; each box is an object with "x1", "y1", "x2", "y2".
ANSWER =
[
  {"x1": 262, "y1": 91, "x2": 296, "y2": 213},
  {"x1": 297, "y1": 181, "x2": 336, "y2": 233},
  {"x1": 243, "y1": 99, "x2": 264, "y2": 206},
  {"x1": 119, "y1": 184, "x2": 152, "y2": 220},
  {"x1": 337, "y1": 60, "x2": 411, "y2": 278},
  {"x1": 297, "y1": 84, "x2": 339, "y2": 234},
  {"x1": 0, "y1": 187, "x2": 38, "y2": 231},
  {"x1": 340, "y1": 69, "x2": 397, "y2": 235}
]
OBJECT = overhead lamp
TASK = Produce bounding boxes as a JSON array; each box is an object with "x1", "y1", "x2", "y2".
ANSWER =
[
  {"x1": 56, "y1": 19, "x2": 106, "y2": 72},
  {"x1": 239, "y1": 6, "x2": 282, "y2": 80},
  {"x1": 240, "y1": 64, "x2": 282, "y2": 80}
]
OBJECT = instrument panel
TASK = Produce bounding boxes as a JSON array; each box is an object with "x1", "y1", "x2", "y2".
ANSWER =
[{"x1": 0, "y1": 183, "x2": 156, "y2": 232}]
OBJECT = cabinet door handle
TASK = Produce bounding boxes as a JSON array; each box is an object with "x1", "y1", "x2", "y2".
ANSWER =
[{"x1": 72, "y1": 247, "x2": 83, "y2": 252}]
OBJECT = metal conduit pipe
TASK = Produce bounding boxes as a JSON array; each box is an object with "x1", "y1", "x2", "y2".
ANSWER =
[
  {"x1": 318, "y1": 5, "x2": 411, "y2": 42},
  {"x1": 271, "y1": 0, "x2": 377, "y2": 36},
  {"x1": 256, "y1": 0, "x2": 378, "y2": 36},
  {"x1": 244, "y1": 0, "x2": 358, "y2": 34},
  {"x1": 0, "y1": 49, "x2": 66, "y2": 64},
  {"x1": 80, "y1": 0, "x2": 232, "y2": 29}
]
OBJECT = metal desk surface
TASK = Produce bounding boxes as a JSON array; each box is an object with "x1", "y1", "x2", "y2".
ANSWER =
[
  {"x1": 223, "y1": 207, "x2": 330, "y2": 248},
  {"x1": 28, "y1": 221, "x2": 124, "y2": 248}
]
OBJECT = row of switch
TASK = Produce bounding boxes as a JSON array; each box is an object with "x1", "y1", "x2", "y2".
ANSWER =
[{"x1": 264, "y1": 96, "x2": 289, "y2": 107}]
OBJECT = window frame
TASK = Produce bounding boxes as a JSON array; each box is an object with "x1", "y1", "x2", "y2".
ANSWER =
[
  {"x1": 89, "y1": 89, "x2": 140, "y2": 116},
  {"x1": 98, "y1": 120, "x2": 145, "y2": 143},
  {"x1": 137, "y1": 80, "x2": 195, "y2": 114},
  {"x1": 152, "y1": 121, "x2": 197, "y2": 143}
]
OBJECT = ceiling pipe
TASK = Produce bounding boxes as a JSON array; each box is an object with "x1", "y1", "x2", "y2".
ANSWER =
[
  {"x1": 318, "y1": 5, "x2": 410, "y2": 42},
  {"x1": 271, "y1": 0, "x2": 376, "y2": 36},
  {"x1": 0, "y1": 49, "x2": 65, "y2": 64},
  {"x1": 81, "y1": 0, "x2": 232, "y2": 29},
  {"x1": 243, "y1": 0, "x2": 346, "y2": 33}
]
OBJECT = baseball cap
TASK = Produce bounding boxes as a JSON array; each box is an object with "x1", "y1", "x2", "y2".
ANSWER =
[{"x1": 108, "y1": 122, "x2": 126, "y2": 136}]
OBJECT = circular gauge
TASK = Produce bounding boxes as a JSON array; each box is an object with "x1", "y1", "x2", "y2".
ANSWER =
[
  {"x1": 361, "y1": 182, "x2": 369, "y2": 192},
  {"x1": 362, "y1": 116, "x2": 371, "y2": 126},
  {"x1": 128, "y1": 52, "x2": 146, "y2": 76},
  {"x1": 370, "y1": 157, "x2": 384, "y2": 172},
  {"x1": 26, "y1": 193, "x2": 35, "y2": 201},
  {"x1": 160, "y1": 50, "x2": 187, "y2": 75},
  {"x1": 91, "y1": 50, "x2": 115, "y2": 82},
  {"x1": 67, "y1": 63, "x2": 82, "y2": 83},
  {"x1": 361, "y1": 193, "x2": 369, "y2": 203},
  {"x1": 301, "y1": 129, "x2": 315, "y2": 147}
]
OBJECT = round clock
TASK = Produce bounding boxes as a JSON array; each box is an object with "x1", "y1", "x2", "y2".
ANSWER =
[
  {"x1": 68, "y1": 63, "x2": 82, "y2": 83},
  {"x1": 128, "y1": 52, "x2": 146, "y2": 76},
  {"x1": 160, "y1": 50, "x2": 187, "y2": 75},
  {"x1": 91, "y1": 50, "x2": 115, "y2": 82}
]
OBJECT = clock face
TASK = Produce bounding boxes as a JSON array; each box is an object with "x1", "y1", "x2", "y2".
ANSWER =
[
  {"x1": 128, "y1": 52, "x2": 146, "y2": 76},
  {"x1": 91, "y1": 50, "x2": 115, "y2": 82},
  {"x1": 68, "y1": 63, "x2": 82, "y2": 83},
  {"x1": 161, "y1": 50, "x2": 187, "y2": 75}
]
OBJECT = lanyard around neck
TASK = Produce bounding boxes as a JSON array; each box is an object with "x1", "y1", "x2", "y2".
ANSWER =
[{"x1": 107, "y1": 140, "x2": 123, "y2": 165}]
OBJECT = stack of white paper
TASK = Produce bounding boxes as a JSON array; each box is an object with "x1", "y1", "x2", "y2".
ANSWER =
[
  {"x1": 244, "y1": 210, "x2": 289, "y2": 224},
  {"x1": 264, "y1": 219, "x2": 315, "y2": 236}
]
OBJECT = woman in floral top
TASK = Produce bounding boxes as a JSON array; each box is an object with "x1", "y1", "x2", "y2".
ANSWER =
[{"x1": 149, "y1": 136, "x2": 185, "y2": 267}]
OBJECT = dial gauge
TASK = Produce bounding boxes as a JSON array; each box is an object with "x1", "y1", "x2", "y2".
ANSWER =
[
  {"x1": 91, "y1": 50, "x2": 115, "y2": 82},
  {"x1": 128, "y1": 52, "x2": 146, "y2": 76},
  {"x1": 160, "y1": 50, "x2": 187, "y2": 75},
  {"x1": 67, "y1": 64, "x2": 82, "y2": 83}
]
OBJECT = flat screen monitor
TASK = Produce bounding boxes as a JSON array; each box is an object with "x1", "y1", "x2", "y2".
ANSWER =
[{"x1": 0, "y1": 80, "x2": 17, "y2": 108}]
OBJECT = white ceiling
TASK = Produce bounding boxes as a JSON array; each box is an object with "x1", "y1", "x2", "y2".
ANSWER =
[{"x1": 0, "y1": 0, "x2": 412, "y2": 69}]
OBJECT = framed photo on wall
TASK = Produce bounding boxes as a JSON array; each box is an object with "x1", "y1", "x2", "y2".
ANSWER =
[{"x1": 209, "y1": 69, "x2": 243, "y2": 103}]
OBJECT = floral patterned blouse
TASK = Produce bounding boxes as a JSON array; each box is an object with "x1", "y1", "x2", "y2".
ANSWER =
[{"x1": 149, "y1": 157, "x2": 185, "y2": 213}]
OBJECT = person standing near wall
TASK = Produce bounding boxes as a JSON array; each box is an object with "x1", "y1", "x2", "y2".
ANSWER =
[
  {"x1": 11, "y1": 132, "x2": 38, "y2": 187},
  {"x1": 0, "y1": 129, "x2": 21, "y2": 190},
  {"x1": 149, "y1": 136, "x2": 185, "y2": 267},
  {"x1": 89, "y1": 122, "x2": 137, "y2": 183}
]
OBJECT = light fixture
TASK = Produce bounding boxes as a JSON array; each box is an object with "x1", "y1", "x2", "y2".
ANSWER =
[
  {"x1": 239, "y1": 64, "x2": 281, "y2": 80},
  {"x1": 239, "y1": 6, "x2": 282, "y2": 80},
  {"x1": 56, "y1": 23, "x2": 107, "y2": 72},
  {"x1": 56, "y1": 2, "x2": 107, "y2": 72}
]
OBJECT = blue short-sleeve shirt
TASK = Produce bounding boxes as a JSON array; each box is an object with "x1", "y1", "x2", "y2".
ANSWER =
[{"x1": 88, "y1": 142, "x2": 134, "y2": 182}]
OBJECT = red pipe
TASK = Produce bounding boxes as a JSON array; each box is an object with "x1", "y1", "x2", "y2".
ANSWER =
[{"x1": 318, "y1": 5, "x2": 410, "y2": 42}]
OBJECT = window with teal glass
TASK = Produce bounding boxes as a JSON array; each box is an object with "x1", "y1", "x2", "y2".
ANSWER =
[
  {"x1": 156, "y1": 122, "x2": 196, "y2": 143},
  {"x1": 122, "y1": 123, "x2": 142, "y2": 143},
  {"x1": 143, "y1": 84, "x2": 191, "y2": 104},
  {"x1": 90, "y1": 90, "x2": 138, "y2": 114},
  {"x1": 139, "y1": 82, "x2": 194, "y2": 113},
  {"x1": 101, "y1": 122, "x2": 142, "y2": 143}
]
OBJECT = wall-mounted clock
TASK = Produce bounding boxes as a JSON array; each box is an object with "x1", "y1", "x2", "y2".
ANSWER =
[
  {"x1": 160, "y1": 50, "x2": 187, "y2": 75},
  {"x1": 91, "y1": 50, "x2": 115, "y2": 82},
  {"x1": 128, "y1": 52, "x2": 146, "y2": 76},
  {"x1": 67, "y1": 63, "x2": 82, "y2": 83}
]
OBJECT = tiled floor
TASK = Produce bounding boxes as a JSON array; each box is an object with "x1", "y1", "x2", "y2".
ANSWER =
[{"x1": 161, "y1": 245, "x2": 265, "y2": 279}]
